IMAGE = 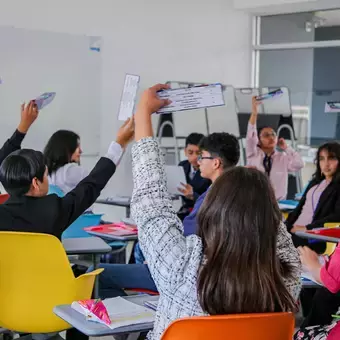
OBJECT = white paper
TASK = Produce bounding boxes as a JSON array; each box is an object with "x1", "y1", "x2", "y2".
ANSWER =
[
  {"x1": 165, "y1": 165, "x2": 187, "y2": 195},
  {"x1": 118, "y1": 74, "x2": 140, "y2": 121},
  {"x1": 278, "y1": 203, "x2": 297, "y2": 211},
  {"x1": 72, "y1": 297, "x2": 155, "y2": 329},
  {"x1": 157, "y1": 83, "x2": 225, "y2": 114},
  {"x1": 301, "y1": 255, "x2": 325, "y2": 286},
  {"x1": 325, "y1": 101, "x2": 340, "y2": 113}
]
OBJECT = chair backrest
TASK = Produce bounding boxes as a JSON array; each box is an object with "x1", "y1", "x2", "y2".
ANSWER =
[
  {"x1": 0, "y1": 193, "x2": 9, "y2": 204},
  {"x1": 161, "y1": 313, "x2": 294, "y2": 340},
  {"x1": 62, "y1": 213, "x2": 103, "y2": 239},
  {"x1": 0, "y1": 232, "x2": 76, "y2": 332},
  {"x1": 323, "y1": 223, "x2": 339, "y2": 256},
  {"x1": 48, "y1": 184, "x2": 65, "y2": 197}
]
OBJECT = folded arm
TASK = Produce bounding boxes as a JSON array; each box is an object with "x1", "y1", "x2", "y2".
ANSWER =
[{"x1": 286, "y1": 147, "x2": 304, "y2": 172}]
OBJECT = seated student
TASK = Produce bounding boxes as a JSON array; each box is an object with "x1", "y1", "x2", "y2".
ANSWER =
[
  {"x1": 44, "y1": 130, "x2": 88, "y2": 195},
  {"x1": 0, "y1": 101, "x2": 38, "y2": 168},
  {"x1": 134, "y1": 132, "x2": 211, "y2": 263},
  {"x1": 294, "y1": 246, "x2": 340, "y2": 339},
  {"x1": 133, "y1": 132, "x2": 234, "y2": 263},
  {"x1": 246, "y1": 97, "x2": 304, "y2": 200},
  {"x1": 0, "y1": 118, "x2": 134, "y2": 340},
  {"x1": 95, "y1": 116, "x2": 301, "y2": 300},
  {"x1": 286, "y1": 142, "x2": 340, "y2": 252},
  {"x1": 177, "y1": 132, "x2": 211, "y2": 218},
  {"x1": 129, "y1": 84, "x2": 300, "y2": 339}
]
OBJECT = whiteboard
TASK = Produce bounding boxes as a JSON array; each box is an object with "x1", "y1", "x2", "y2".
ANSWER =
[{"x1": 0, "y1": 26, "x2": 101, "y2": 155}]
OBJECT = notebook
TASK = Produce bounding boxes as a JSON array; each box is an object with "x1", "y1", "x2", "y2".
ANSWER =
[
  {"x1": 84, "y1": 223, "x2": 137, "y2": 236},
  {"x1": 71, "y1": 297, "x2": 155, "y2": 329},
  {"x1": 144, "y1": 299, "x2": 159, "y2": 311}
]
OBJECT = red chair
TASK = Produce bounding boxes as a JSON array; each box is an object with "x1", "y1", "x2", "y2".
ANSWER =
[
  {"x1": 161, "y1": 312, "x2": 294, "y2": 340},
  {"x1": 0, "y1": 194, "x2": 9, "y2": 205}
]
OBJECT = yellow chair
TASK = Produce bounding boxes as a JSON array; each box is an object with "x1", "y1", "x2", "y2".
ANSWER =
[
  {"x1": 322, "y1": 223, "x2": 340, "y2": 256},
  {"x1": 0, "y1": 232, "x2": 103, "y2": 334}
]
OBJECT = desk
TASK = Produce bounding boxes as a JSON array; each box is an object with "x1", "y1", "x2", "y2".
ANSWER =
[
  {"x1": 295, "y1": 231, "x2": 340, "y2": 244},
  {"x1": 97, "y1": 195, "x2": 180, "y2": 219},
  {"x1": 54, "y1": 294, "x2": 158, "y2": 339},
  {"x1": 96, "y1": 196, "x2": 131, "y2": 218},
  {"x1": 63, "y1": 237, "x2": 112, "y2": 297},
  {"x1": 85, "y1": 231, "x2": 138, "y2": 264}
]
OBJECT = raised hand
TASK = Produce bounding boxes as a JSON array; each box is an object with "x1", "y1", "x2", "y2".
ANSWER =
[{"x1": 18, "y1": 101, "x2": 39, "y2": 133}]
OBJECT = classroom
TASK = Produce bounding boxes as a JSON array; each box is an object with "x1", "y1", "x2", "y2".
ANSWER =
[{"x1": 1, "y1": 0, "x2": 340, "y2": 339}]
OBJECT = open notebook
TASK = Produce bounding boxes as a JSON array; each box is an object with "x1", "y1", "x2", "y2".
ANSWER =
[
  {"x1": 301, "y1": 255, "x2": 326, "y2": 286},
  {"x1": 72, "y1": 297, "x2": 155, "y2": 329}
]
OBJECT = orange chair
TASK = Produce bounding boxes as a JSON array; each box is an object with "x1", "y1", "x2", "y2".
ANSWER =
[
  {"x1": 161, "y1": 313, "x2": 294, "y2": 340},
  {"x1": 0, "y1": 194, "x2": 9, "y2": 205}
]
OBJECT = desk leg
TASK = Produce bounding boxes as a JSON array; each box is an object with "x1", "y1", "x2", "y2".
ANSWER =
[
  {"x1": 93, "y1": 254, "x2": 100, "y2": 298},
  {"x1": 127, "y1": 332, "x2": 140, "y2": 340},
  {"x1": 126, "y1": 206, "x2": 131, "y2": 218}
]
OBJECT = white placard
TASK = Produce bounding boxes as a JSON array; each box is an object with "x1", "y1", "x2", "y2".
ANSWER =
[
  {"x1": 325, "y1": 101, "x2": 340, "y2": 113},
  {"x1": 157, "y1": 83, "x2": 225, "y2": 114},
  {"x1": 118, "y1": 74, "x2": 140, "y2": 121},
  {"x1": 165, "y1": 165, "x2": 187, "y2": 195}
]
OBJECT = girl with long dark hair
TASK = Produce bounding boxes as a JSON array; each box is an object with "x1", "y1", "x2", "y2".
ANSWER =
[{"x1": 131, "y1": 84, "x2": 301, "y2": 340}]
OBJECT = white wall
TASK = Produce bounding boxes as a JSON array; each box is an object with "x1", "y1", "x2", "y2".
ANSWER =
[
  {"x1": 0, "y1": 0, "x2": 252, "y2": 197},
  {"x1": 233, "y1": 0, "x2": 340, "y2": 15}
]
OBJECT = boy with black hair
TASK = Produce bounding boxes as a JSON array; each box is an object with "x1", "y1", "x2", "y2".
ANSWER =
[
  {"x1": 177, "y1": 132, "x2": 211, "y2": 219},
  {"x1": 0, "y1": 117, "x2": 134, "y2": 340}
]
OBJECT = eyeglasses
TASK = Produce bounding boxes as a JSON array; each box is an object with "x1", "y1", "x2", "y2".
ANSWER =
[
  {"x1": 197, "y1": 155, "x2": 214, "y2": 162},
  {"x1": 260, "y1": 132, "x2": 277, "y2": 138}
]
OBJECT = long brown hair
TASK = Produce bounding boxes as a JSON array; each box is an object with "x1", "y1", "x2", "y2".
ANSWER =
[{"x1": 197, "y1": 166, "x2": 296, "y2": 315}]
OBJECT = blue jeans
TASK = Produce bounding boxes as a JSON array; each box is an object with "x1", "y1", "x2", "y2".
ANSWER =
[
  {"x1": 134, "y1": 242, "x2": 145, "y2": 264},
  {"x1": 91, "y1": 264, "x2": 158, "y2": 299}
]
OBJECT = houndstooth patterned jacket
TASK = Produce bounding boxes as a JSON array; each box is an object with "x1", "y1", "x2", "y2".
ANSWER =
[{"x1": 131, "y1": 137, "x2": 302, "y2": 340}]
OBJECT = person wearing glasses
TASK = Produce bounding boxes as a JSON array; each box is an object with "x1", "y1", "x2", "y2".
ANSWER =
[
  {"x1": 182, "y1": 132, "x2": 240, "y2": 236},
  {"x1": 246, "y1": 96, "x2": 304, "y2": 200}
]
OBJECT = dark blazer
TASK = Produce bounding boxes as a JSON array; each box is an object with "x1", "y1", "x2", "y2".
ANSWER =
[
  {"x1": 286, "y1": 178, "x2": 340, "y2": 250},
  {"x1": 0, "y1": 157, "x2": 116, "y2": 239},
  {"x1": 179, "y1": 160, "x2": 211, "y2": 209},
  {"x1": 0, "y1": 130, "x2": 26, "y2": 165}
]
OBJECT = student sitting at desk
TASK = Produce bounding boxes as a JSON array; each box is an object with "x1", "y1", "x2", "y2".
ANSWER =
[
  {"x1": 176, "y1": 132, "x2": 211, "y2": 219},
  {"x1": 134, "y1": 131, "x2": 237, "y2": 263},
  {"x1": 0, "y1": 118, "x2": 134, "y2": 340},
  {"x1": 294, "y1": 246, "x2": 340, "y2": 339},
  {"x1": 44, "y1": 130, "x2": 88, "y2": 196},
  {"x1": 246, "y1": 97, "x2": 304, "y2": 200},
  {"x1": 286, "y1": 142, "x2": 340, "y2": 252},
  {"x1": 94, "y1": 85, "x2": 301, "y2": 340}
]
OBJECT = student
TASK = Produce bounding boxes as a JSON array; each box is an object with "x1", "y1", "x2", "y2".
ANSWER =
[
  {"x1": 0, "y1": 118, "x2": 134, "y2": 340},
  {"x1": 134, "y1": 132, "x2": 211, "y2": 263},
  {"x1": 177, "y1": 132, "x2": 211, "y2": 217},
  {"x1": 246, "y1": 97, "x2": 304, "y2": 200},
  {"x1": 134, "y1": 132, "x2": 236, "y2": 263},
  {"x1": 294, "y1": 246, "x2": 340, "y2": 339},
  {"x1": 95, "y1": 107, "x2": 301, "y2": 303},
  {"x1": 127, "y1": 84, "x2": 301, "y2": 339},
  {"x1": 44, "y1": 130, "x2": 88, "y2": 195},
  {"x1": 182, "y1": 132, "x2": 239, "y2": 236},
  {"x1": 0, "y1": 101, "x2": 38, "y2": 167},
  {"x1": 286, "y1": 142, "x2": 340, "y2": 252}
]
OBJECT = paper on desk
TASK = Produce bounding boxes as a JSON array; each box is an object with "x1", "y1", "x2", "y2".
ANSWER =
[
  {"x1": 72, "y1": 297, "x2": 155, "y2": 329},
  {"x1": 278, "y1": 203, "x2": 297, "y2": 210},
  {"x1": 301, "y1": 255, "x2": 326, "y2": 286}
]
